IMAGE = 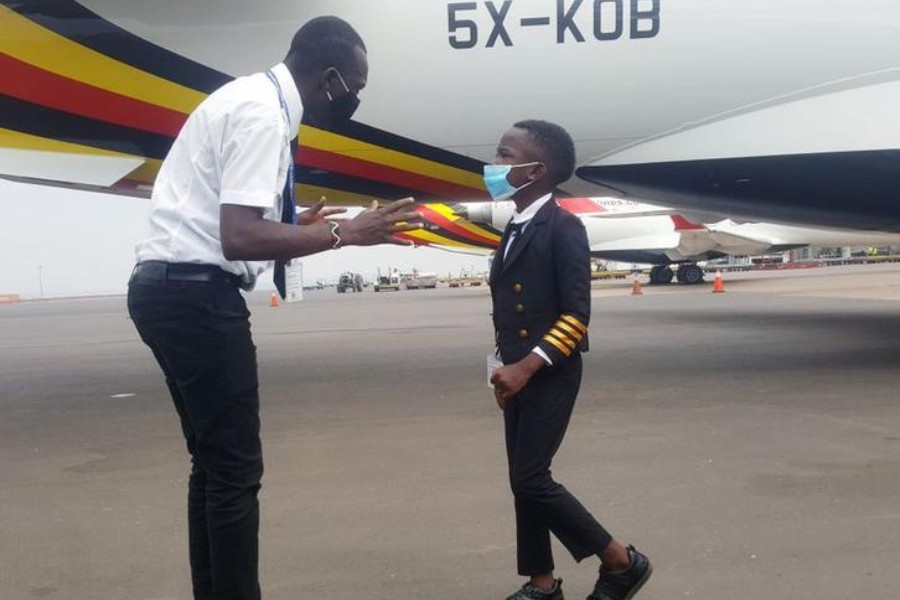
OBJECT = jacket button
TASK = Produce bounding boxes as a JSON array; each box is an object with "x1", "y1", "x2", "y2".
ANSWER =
[
  {"x1": 513, "y1": 283, "x2": 523, "y2": 293},
  {"x1": 518, "y1": 329, "x2": 529, "y2": 339},
  {"x1": 515, "y1": 304, "x2": 524, "y2": 313}
]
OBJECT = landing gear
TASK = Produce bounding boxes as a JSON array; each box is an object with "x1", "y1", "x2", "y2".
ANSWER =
[
  {"x1": 676, "y1": 263, "x2": 705, "y2": 285},
  {"x1": 647, "y1": 264, "x2": 705, "y2": 285},
  {"x1": 649, "y1": 265, "x2": 674, "y2": 285}
]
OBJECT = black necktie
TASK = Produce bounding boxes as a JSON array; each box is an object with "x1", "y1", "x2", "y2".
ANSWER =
[
  {"x1": 273, "y1": 138, "x2": 298, "y2": 298},
  {"x1": 503, "y1": 222, "x2": 523, "y2": 261}
]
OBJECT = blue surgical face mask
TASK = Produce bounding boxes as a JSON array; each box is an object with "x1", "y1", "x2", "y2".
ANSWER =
[{"x1": 483, "y1": 162, "x2": 540, "y2": 202}]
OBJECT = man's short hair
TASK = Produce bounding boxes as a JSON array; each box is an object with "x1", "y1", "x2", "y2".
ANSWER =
[
  {"x1": 287, "y1": 16, "x2": 366, "y2": 76},
  {"x1": 513, "y1": 120, "x2": 576, "y2": 186}
]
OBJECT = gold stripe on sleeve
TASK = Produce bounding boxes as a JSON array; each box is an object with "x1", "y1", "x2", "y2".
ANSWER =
[
  {"x1": 560, "y1": 314, "x2": 587, "y2": 333},
  {"x1": 546, "y1": 330, "x2": 576, "y2": 349},
  {"x1": 554, "y1": 320, "x2": 583, "y2": 342},
  {"x1": 542, "y1": 335, "x2": 572, "y2": 356}
]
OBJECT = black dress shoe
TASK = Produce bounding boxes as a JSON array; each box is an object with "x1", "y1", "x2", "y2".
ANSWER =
[
  {"x1": 587, "y1": 546, "x2": 652, "y2": 600},
  {"x1": 504, "y1": 579, "x2": 565, "y2": 600}
]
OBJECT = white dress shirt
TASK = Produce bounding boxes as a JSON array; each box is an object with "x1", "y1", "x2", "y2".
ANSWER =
[
  {"x1": 502, "y1": 192, "x2": 553, "y2": 260},
  {"x1": 136, "y1": 63, "x2": 302, "y2": 289},
  {"x1": 503, "y1": 193, "x2": 555, "y2": 365}
]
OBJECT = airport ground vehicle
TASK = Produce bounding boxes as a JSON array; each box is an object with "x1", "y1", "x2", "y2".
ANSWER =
[
  {"x1": 404, "y1": 272, "x2": 437, "y2": 290},
  {"x1": 337, "y1": 272, "x2": 364, "y2": 293},
  {"x1": 374, "y1": 271, "x2": 401, "y2": 292}
]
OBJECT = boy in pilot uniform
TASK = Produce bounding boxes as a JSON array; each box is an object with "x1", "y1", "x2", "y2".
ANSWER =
[{"x1": 487, "y1": 120, "x2": 652, "y2": 600}]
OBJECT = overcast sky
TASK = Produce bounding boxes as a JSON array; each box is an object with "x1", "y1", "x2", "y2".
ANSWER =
[{"x1": 0, "y1": 179, "x2": 490, "y2": 299}]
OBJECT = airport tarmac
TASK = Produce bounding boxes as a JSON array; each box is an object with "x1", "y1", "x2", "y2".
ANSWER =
[{"x1": 1, "y1": 263, "x2": 899, "y2": 600}]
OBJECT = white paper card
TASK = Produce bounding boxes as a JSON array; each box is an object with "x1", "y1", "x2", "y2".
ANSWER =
[
  {"x1": 487, "y1": 353, "x2": 503, "y2": 388},
  {"x1": 284, "y1": 260, "x2": 304, "y2": 303}
]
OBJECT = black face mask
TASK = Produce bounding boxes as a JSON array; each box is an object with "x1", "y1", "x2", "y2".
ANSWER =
[
  {"x1": 330, "y1": 91, "x2": 359, "y2": 124},
  {"x1": 326, "y1": 69, "x2": 360, "y2": 126}
]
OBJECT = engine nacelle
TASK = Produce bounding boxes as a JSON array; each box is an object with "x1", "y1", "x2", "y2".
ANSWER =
[{"x1": 457, "y1": 200, "x2": 515, "y2": 231}]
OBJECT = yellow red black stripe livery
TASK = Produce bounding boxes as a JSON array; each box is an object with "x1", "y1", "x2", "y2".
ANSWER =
[{"x1": 0, "y1": 0, "x2": 490, "y2": 204}]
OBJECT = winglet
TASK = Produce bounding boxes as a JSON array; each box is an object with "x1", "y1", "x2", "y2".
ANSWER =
[{"x1": 670, "y1": 214, "x2": 706, "y2": 231}]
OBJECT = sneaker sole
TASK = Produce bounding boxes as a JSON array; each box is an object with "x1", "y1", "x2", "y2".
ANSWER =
[{"x1": 622, "y1": 562, "x2": 652, "y2": 600}]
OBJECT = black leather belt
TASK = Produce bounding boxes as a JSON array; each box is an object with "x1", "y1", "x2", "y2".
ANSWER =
[{"x1": 131, "y1": 261, "x2": 241, "y2": 287}]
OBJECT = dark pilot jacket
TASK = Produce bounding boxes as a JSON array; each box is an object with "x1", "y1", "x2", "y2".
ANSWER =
[{"x1": 489, "y1": 198, "x2": 590, "y2": 366}]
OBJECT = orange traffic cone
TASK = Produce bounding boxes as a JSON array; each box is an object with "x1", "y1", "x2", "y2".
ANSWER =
[
  {"x1": 712, "y1": 270, "x2": 725, "y2": 293},
  {"x1": 631, "y1": 274, "x2": 644, "y2": 296},
  {"x1": 270, "y1": 292, "x2": 280, "y2": 307}
]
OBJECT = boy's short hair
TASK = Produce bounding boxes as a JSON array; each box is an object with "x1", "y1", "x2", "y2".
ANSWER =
[{"x1": 513, "y1": 120, "x2": 576, "y2": 186}]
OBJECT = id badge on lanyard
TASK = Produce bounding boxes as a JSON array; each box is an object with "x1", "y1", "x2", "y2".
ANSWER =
[
  {"x1": 266, "y1": 70, "x2": 304, "y2": 302},
  {"x1": 265, "y1": 70, "x2": 297, "y2": 226}
]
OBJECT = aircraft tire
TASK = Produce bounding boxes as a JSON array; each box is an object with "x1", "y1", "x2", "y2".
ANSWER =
[
  {"x1": 677, "y1": 264, "x2": 705, "y2": 285},
  {"x1": 650, "y1": 266, "x2": 674, "y2": 285}
]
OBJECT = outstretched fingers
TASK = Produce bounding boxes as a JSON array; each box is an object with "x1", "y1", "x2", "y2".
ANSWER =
[
  {"x1": 391, "y1": 222, "x2": 423, "y2": 234},
  {"x1": 385, "y1": 235, "x2": 416, "y2": 247},
  {"x1": 380, "y1": 197, "x2": 417, "y2": 213},
  {"x1": 391, "y1": 210, "x2": 425, "y2": 224}
]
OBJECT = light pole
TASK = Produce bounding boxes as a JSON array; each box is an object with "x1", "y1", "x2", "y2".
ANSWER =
[{"x1": 37, "y1": 264, "x2": 44, "y2": 298}]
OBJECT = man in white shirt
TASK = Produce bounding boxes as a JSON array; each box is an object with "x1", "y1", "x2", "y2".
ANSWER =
[{"x1": 127, "y1": 16, "x2": 419, "y2": 600}]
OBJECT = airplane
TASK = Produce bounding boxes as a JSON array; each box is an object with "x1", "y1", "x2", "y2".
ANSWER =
[
  {"x1": 2, "y1": 0, "x2": 900, "y2": 235},
  {"x1": 454, "y1": 198, "x2": 900, "y2": 284}
]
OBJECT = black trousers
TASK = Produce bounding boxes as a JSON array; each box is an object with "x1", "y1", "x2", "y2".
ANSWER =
[
  {"x1": 128, "y1": 270, "x2": 262, "y2": 600},
  {"x1": 504, "y1": 353, "x2": 613, "y2": 575}
]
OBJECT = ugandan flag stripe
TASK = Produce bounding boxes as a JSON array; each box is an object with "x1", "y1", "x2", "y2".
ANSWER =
[
  {"x1": 0, "y1": 127, "x2": 161, "y2": 186},
  {"x1": 339, "y1": 121, "x2": 485, "y2": 175},
  {"x1": 0, "y1": 5, "x2": 205, "y2": 114},
  {"x1": 395, "y1": 228, "x2": 490, "y2": 250},
  {"x1": 0, "y1": 53, "x2": 186, "y2": 138},
  {"x1": 124, "y1": 160, "x2": 165, "y2": 186},
  {"x1": 403, "y1": 216, "x2": 498, "y2": 249},
  {"x1": 0, "y1": 95, "x2": 173, "y2": 160},
  {"x1": 8, "y1": 0, "x2": 230, "y2": 94},
  {"x1": 300, "y1": 127, "x2": 486, "y2": 194},
  {"x1": 296, "y1": 164, "x2": 424, "y2": 202},
  {"x1": 297, "y1": 146, "x2": 481, "y2": 200},
  {"x1": 307, "y1": 133, "x2": 485, "y2": 192},
  {"x1": 416, "y1": 204, "x2": 501, "y2": 246},
  {"x1": 0, "y1": 3, "x2": 496, "y2": 205},
  {"x1": 0, "y1": 125, "x2": 127, "y2": 158},
  {"x1": 295, "y1": 183, "x2": 381, "y2": 207},
  {"x1": 424, "y1": 202, "x2": 502, "y2": 241}
]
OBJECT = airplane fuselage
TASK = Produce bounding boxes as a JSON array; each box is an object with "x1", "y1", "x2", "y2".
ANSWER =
[{"x1": 2, "y1": 0, "x2": 899, "y2": 230}]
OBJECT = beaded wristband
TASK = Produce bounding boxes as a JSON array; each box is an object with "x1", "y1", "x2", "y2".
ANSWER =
[{"x1": 329, "y1": 221, "x2": 342, "y2": 249}]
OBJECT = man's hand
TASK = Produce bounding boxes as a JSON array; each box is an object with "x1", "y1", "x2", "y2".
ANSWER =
[
  {"x1": 296, "y1": 196, "x2": 346, "y2": 226},
  {"x1": 490, "y1": 353, "x2": 546, "y2": 409},
  {"x1": 340, "y1": 198, "x2": 423, "y2": 247}
]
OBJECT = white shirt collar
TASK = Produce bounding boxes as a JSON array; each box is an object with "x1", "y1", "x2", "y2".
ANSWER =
[
  {"x1": 270, "y1": 63, "x2": 303, "y2": 136},
  {"x1": 511, "y1": 193, "x2": 554, "y2": 225}
]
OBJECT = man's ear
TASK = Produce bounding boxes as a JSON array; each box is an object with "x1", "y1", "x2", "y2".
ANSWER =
[
  {"x1": 324, "y1": 67, "x2": 348, "y2": 91},
  {"x1": 319, "y1": 68, "x2": 336, "y2": 96}
]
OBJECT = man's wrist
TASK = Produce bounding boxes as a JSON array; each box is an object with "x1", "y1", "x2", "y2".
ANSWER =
[
  {"x1": 328, "y1": 221, "x2": 342, "y2": 249},
  {"x1": 336, "y1": 220, "x2": 356, "y2": 247}
]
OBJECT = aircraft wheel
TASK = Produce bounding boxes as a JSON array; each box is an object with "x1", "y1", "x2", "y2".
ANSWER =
[
  {"x1": 650, "y1": 266, "x2": 674, "y2": 285},
  {"x1": 677, "y1": 264, "x2": 705, "y2": 284}
]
